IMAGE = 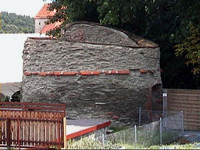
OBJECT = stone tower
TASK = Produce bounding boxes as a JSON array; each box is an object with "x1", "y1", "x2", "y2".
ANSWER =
[{"x1": 22, "y1": 22, "x2": 162, "y2": 125}]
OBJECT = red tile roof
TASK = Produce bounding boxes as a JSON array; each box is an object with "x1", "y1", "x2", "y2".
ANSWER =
[
  {"x1": 40, "y1": 22, "x2": 62, "y2": 34},
  {"x1": 34, "y1": 4, "x2": 56, "y2": 19}
]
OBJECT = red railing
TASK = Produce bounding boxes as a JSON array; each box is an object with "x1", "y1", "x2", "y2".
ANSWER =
[
  {"x1": 0, "y1": 102, "x2": 66, "y2": 149},
  {"x1": 0, "y1": 102, "x2": 66, "y2": 114}
]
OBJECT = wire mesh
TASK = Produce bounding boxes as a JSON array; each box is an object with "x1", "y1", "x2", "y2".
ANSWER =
[
  {"x1": 162, "y1": 111, "x2": 184, "y2": 144},
  {"x1": 95, "y1": 110, "x2": 184, "y2": 147}
]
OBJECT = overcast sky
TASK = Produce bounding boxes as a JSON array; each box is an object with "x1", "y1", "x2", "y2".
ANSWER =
[
  {"x1": 0, "y1": 0, "x2": 52, "y2": 17},
  {"x1": 0, "y1": 0, "x2": 51, "y2": 83}
]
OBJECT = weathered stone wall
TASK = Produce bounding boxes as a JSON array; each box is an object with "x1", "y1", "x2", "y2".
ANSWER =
[{"x1": 22, "y1": 22, "x2": 161, "y2": 126}]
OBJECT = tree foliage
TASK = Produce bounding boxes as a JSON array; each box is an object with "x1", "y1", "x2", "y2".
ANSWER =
[
  {"x1": 175, "y1": 26, "x2": 200, "y2": 75},
  {"x1": 0, "y1": 12, "x2": 34, "y2": 33},
  {"x1": 45, "y1": 0, "x2": 200, "y2": 88},
  {"x1": 174, "y1": 0, "x2": 200, "y2": 75}
]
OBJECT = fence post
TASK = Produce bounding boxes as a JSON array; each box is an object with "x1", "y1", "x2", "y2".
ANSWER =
[
  {"x1": 6, "y1": 119, "x2": 11, "y2": 148},
  {"x1": 102, "y1": 128, "x2": 106, "y2": 148},
  {"x1": 139, "y1": 107, "x2": 142, "y2": 126},
  {"x1": 160, "y1": 118, "x2": 162, "y2": 145},
  {"x1": 57, "y1": 120, "x2": 61, "y2": 150},
  {"x1": 163, "y1": 89, "x2": 168, "y2": 118},
  {"x1": 63, "y1": 117, "x2": 67, "y2": 149},
  {"x1": 17, "y1": 118, "x2": 20, "y2": 149},
  {"x1": 181, "y1": 111, "x2": 184, "y2": 133},
  {"x1": 124, "y1": 131, "x2": 125, "y2": 144},
  {"x1": 134, "y1": 125, "x2": 137, "y2": 143}
]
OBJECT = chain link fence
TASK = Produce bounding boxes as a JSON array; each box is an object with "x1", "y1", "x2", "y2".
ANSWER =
[
  {"x1": 96, "y1": 110, "x2": 184, "y2": 147},
  {"x1": 67, "y1": 110, "x2": 184, "y2": 148}
]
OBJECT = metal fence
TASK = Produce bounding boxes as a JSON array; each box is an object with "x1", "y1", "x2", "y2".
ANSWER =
[{"x1": 97, "y1": 110, "x2": 184, "y2": 147}]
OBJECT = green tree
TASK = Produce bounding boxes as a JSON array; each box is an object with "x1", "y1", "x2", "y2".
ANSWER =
[
  {"x1": 175, "y1": 26, "x2": 200, "y2": 75},
  {"x1": 1, "y1": 12, "x2": 34, "y2": 33},
  {"x1": 46, "y1": 0, "x2": 99, "y2": 36},
  {"x1": 97, "y1": 0, "x2": 147, "y2": 34},
  {"x1": 46, "y1": 0, "x2": 200, "y2": 88},
  {"x1": 174, "y1": 0, "x2": 200, "y2": 75}
]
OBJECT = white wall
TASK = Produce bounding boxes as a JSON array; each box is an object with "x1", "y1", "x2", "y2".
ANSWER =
[
  {"x1": 35, "y1": 18, "x2": 47, "y2": 33},
  {"x1": 0, "y1": 34, "x2": 46, "y2": 83}
]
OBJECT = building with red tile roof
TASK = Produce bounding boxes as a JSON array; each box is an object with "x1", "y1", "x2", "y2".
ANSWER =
[
  {"x1": 40, "y1": 22, "x2": 62, "y2": 34},
  {"x1": 34, "y1": 4, "x2": 59, "y2": 34},
  {"x1": 34, "y1": 4, "x2": 55, "y2": 19}
]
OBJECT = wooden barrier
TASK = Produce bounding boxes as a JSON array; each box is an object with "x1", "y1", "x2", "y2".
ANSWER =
[
  {"x1": 0, "y1": 102, "x2": 66, "y2": 113},
  {"x1": 0, "y1": 102, "x2": 66, "y2": 149},
  {"x1": 165, "y1": 89, "x2": 200, "y2": 131}
]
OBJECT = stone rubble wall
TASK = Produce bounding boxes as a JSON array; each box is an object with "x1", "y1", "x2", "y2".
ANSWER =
[
  {"x1": 22, "y1": 23, "x2": 161, "y2": 126},
  {"x1": 23, "y1": 39, "x2": 160, "y2": 72}
]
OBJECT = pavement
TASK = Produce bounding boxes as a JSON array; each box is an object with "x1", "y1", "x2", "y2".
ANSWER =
[
  {"x1": 66, "y1": 119, "x2": 111, "y2": 140},
  {"x1": 180, "y1": 131, "x2": 200, "y2": 143}
]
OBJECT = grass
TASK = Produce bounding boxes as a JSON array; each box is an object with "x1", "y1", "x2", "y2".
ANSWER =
[
  {"x1": 109, "y1": 126, "x2": 129, "y2": 132},
  {"x1": 119, "y1": 143, "x2": 200, "y2": 149},
  {"x1": 66, "y1": 134, "x2": 200, "y2": 149},
  {"x1": 66, "y1": 125, "x2": 199, "y2": 149},
  {"x1": 67, "y1": 135, "x2": 120, "y2": 149}
]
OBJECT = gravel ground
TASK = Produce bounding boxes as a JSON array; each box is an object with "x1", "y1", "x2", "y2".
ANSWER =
[{"x1": 179, "y1": 131, "x2": 200, "y2": 143}]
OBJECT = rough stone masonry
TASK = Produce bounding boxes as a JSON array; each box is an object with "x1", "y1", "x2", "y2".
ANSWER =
[{"x1": 22, "y1": 22, "x2": 162, "y2": 125}]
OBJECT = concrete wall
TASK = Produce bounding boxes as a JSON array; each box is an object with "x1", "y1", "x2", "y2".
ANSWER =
[{"x1": 22, "y1": 22, "x2": 161, "y2": 126}]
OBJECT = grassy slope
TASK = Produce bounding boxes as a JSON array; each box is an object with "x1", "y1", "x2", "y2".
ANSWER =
[{"x1": 122, "y1": 143, "x2": 200, "y2": 149}]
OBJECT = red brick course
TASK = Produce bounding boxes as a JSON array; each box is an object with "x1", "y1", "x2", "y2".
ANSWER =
[
  {"x1": 24, "y1": 70, "x2": 150, "y2": 76},
  {"x1": 24, "y1": 72, "x2": 31, "y2": 76},
  {"x1": 53, "y1": 71, "x2": 62, "y2": 76},
  {"x1": 39, "y1": 72, "x2": 47, "y2": 76},
  {"x1": 80, "y1": 71, "x2": 101, "y2": 76},
  {"x1": 105, "y1": 70, "x2": 130, "y2": 75},
  {"x1": 61, "y1": 72, "x2": 77, "y2": 76},
  {"x1": 139, "y1": 69, "x2": 148, "y2": 74}
]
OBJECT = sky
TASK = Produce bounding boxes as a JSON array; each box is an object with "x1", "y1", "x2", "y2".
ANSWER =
[
  {"x1": 0, "y1": 0, "x2": 52, "y2": 17},
  {"x1": 0, "y1": 0, "x2": 50, "y2": 83}
]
